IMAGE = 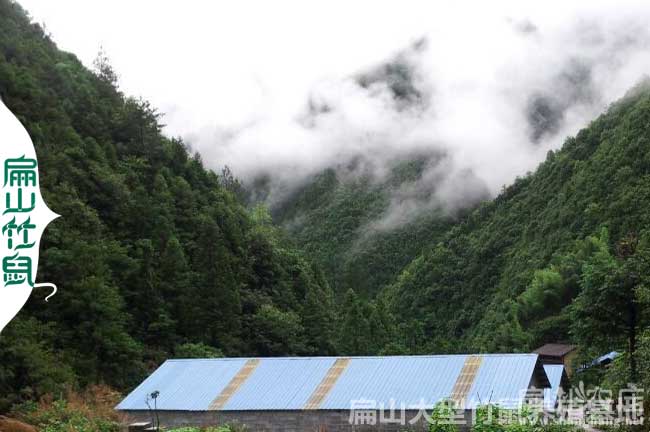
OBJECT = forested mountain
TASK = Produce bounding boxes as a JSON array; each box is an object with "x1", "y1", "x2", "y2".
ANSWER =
[
  {"x1": 265, "y1": 46, "x2": 487, "y2": 298},
  {"x1": 264, "y1": 65, "x2": 650, "y2": 356},
  {"x1": 385, "y1": 81, "x2": 650, "y2": 356},
  {"x1": 272, "y1": 78, "x2": 650, "y2": 365},
  {"x1": 3, "y1": 0, "x2": 650, "y2": 419},
  {"x1": 0, "y1": 0, "x2": 340, "y2": 411},
  {"x1": 268, "y1": 158, "x2": 460, "y2": 297}
]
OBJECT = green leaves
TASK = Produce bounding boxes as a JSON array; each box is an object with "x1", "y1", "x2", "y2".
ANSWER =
[
  {"x1": 0, "y1": 0, "x2": 339, "y2": 408},
  {"x1": 387, "y1": 82, "x2": 650, "y2": 353},
  {"x1": 429, "y1": 400, "x2": 460, "y2": 432},
  {"x1": 252, "y1": 305, "x2": 305, "y2": 356},
  {"x1": 174, "y1": 343, "x2": 223, "y2": 359}
]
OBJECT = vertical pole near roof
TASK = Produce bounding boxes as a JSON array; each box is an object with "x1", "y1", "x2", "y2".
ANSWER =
[
  {"x1": 209, "y1": 359, "x2": 260, "y2": 410},
  {"x1": 303, "y1": 358, "x2": 351, "y2": 410},
  {"x1": 449, "y1": 355, "x2": 483, "y2": 406}
]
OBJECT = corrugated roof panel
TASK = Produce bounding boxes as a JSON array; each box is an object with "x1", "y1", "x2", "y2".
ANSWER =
[
  {"x1": 116, "y1": 354, "x2": 547, "y2": 411},
  {"x1": 224, "y1": 357, "x2": 336, "y2": 410},
  {"x1": 116, "y1": 358, "x2": 248, "y2": 411},
  {"x1": 304, "y1": 358, "x2": 351, "y2": 409},
  {"x1": 543, "y1": 364, "x2": 564, "y2": 410},
  {"x1": 466, "y1": 354, "x2": 539, "y2": 409},
  {"x1": 450, "y1": 356, "x2": 483, "y2": 405},
  {"x1": 210, "y1": 359, "x2": 261, "y2": 410},
  {"x1": 320, "y1": 355, "x2": 468, "y2": 409}
]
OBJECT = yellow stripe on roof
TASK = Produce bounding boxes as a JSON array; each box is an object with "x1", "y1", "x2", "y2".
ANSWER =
[
  {"x1": 304, "y1": 358, "x2": 350, "y2": 410},
  {"x1": 450, "y1": 355, "x2": 482, "y2": 406},
  {"x1": 209, "y1": 358, "x2": 260, "y2": 410}
]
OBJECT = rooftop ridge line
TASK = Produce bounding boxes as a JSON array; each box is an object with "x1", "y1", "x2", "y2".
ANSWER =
[{"x1": 166, "y1": 353, "x2": 538, "y2": 362}]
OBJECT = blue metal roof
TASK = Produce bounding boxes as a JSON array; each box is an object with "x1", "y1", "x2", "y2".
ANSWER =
[
  {"x1": 116, "y1": 354, "x2": 547, "y2": 411},
  {"x1": 467, "y1": 354, "x2": 540, "y2": 409},
  {"x1": 595, "y1": 351, "x2": 620, "y2": 365},
  {"x1": 320, "y1": 355, "x2": 466, "y2": 409},
  {"x1": 224, "y1": 357, "x2": 337, "y2": 410},
  {"x1": 577, "y1": 351, "x2": 621, "y2": 373},
  {"x1": 543, "y1": 364, "x2": 565, "y2": 410},
  {"x1": 116, "y1": 358, "x2": 248, "y2": 411}
]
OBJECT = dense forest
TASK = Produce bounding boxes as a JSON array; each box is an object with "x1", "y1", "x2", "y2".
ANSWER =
[
  {"x1": 269, "y1": 80, "x2": 650, "y2": 359},
  {"x1": 0, "y1": 0, "x2": 346, "y2": 412},
  {"x1": 386, "y1": 83, "x2": 650, "y2": 357},
  {"x1": 268, "y1": 160, "x2": 459, "y2": 298},
  {"x1": 2, "y1": 0, "x2": 650, "y2": 425},
  {"x1": 274, "y1": 80, "x2": 650, "y2": 367}
]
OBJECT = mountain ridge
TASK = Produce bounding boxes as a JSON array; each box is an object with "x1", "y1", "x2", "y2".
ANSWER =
[{"x1": 2, "y1": 0, "x2": 650, "y2": 415}]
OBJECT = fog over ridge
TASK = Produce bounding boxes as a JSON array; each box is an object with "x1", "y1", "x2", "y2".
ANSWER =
[
  {"x1": 175, "y1": 9, "x2": 648, "y2": 229},
  {"x1": 21, "y1": 1, "x2": 650, "y2": 228}
]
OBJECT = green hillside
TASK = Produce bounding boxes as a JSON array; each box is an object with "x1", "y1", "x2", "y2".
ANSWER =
[
  {"x1": 386, "y1": 81, "x2": 650, "y2": 356},
  {"x1": 0, "y1": 0, "x2": 338, "y2": 411},
  {"x1": 270, "y1": 157, "x2": 462, "y2": 297},
  {"x1": 4, "y1": 0, "x2": 650, "y2": 422},
  {"x1": 269, "y1": 80, "x2": 650, "y2": 367}
]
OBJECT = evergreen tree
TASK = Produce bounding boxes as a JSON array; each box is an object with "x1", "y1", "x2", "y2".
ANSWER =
[
  {"x1": 302, "y1": 284, "x2": 337, "y2": 355},
  {"x1": 572, "y1": 230, "x2": 650, "y2": 380},
  {"x1": 0, "y1": 1, "x2": 340, "y2": 409},
  {"x1": 338, "y1": 289, "x2": 371, "y2": 355}
]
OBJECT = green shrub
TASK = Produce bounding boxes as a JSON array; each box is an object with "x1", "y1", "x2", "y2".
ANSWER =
[
  {"x1": 16, "y1": 399, "x2": 119, "y2": 432},
  {"x1": 429, "y1": 400, "x2": 461, "y2": 432},
  {"x1": 472, "y1": 405, "x2": 507, "y2": 432},
  {"x1": 470, "y1": 404, "x2": 581, "y2": 432},
  {"x1": 174, "y1": 342, "x2": 224, "y2": 359},
  {"x1": 12, "y1": 386, "x2": 122, "y2": 432}
]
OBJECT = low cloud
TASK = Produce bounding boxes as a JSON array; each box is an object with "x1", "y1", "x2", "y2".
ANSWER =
[{"x1": 180, "y1": 7, "x2": 650, "y2": 229}]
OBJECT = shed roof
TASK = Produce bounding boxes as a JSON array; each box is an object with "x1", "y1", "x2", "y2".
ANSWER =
[
  {"x1": 543, "y1": 364, "x2": 566, "y2": 410},
  {"x1": 116, "y1": 354, "x2": 548, "y2": 412},
  {"x1": 533, "y1": 344, "x2": 577, "y2": 358},
  {"x1": 594, "y1": 351, "x2": 620, "y2": 366}
]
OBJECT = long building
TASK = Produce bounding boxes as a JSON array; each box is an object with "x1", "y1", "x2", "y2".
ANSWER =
[{"x1": 116, "y1": 354, "x2": 553, "y2": 431}]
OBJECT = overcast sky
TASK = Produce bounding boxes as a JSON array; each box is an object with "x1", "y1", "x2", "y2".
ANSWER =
[
  {"x1": 22, "y1": 0, "x2": 456, "y2": 132},
  {"x1": 22, "y1": 1, "x2": 644, "y2": 131},
  {"x1": 18, "y1": 0, "x2": 650, "y2": 221}
]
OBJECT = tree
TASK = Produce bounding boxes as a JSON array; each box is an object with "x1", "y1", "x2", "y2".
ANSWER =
[
  {"x1": 368, "y1": 297, "x2": 397, "y2": 354},
  {"x1": 190, "y1": 213, "x2": 243, "y2": 350},
  {"x1": 92, "y1": 47, "x2": 118, "y2": 88},
  {"x1": 338, "y1": 289, "x2": 371, "y2": 355},
  {"x1": 302, "y1": 283, "x2": 338, "y2": 355},
  {"x1": 220, "y1": 165, "x2": 246, "y2": 202},
  {"x1": 252, "y1": 305, "x2": 306, "y2": 356},
  {"x1": 174, "y1": 342, "x2": 223, "y2": 359},
  {"x1": 571, "y1": 229, "x2": 650, "y2": 380},
  {"x1": 0, "y1": 1, "x2": 342, "y2": 406},
  {"x1": 518, "y1": 268, "x2": 564, "y2": 324},
  {"x1": 0, "y1": 317, "x2": 76, "y2": 411}
]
